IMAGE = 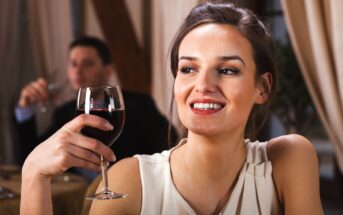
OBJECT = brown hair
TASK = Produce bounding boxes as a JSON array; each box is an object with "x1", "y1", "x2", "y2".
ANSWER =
[{"x1": 169, "y1": 2, "x2": 277, "y2": 140}]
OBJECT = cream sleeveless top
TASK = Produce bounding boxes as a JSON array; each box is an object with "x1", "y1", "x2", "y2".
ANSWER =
[{"x1": 134, "y1": 139, "x2": 281, "y2": 215}]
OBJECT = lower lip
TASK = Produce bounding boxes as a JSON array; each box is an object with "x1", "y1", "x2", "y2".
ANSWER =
[{"x1": 191, "y1": 108, "x2": 222, "y2": 115}]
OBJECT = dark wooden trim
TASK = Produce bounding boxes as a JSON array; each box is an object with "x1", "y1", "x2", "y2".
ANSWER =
[
  {"x1": 142, "y1": 0, "x2": 152, "y2": 75},
  {"x1": 91, "y1": 0, "x2": 151, "y2": 94}
]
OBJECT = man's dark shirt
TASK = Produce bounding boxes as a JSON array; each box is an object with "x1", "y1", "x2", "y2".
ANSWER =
[{"x1": 16, "y1": 90, "x2": 177, "y2": 164}]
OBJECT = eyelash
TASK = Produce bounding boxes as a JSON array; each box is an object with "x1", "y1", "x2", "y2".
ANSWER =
[
  {"x1": 180, "y1": 67, "x2": 194, "y2": 74},
  {"x1": 179, "y1": 66, "x2": 240, "y2": 75},
  {"x1": 218, "y1": 67, "x2": 240, "y2": 75}
]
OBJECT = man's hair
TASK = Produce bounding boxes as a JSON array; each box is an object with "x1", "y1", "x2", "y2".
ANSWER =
[{"x1": 69, "y1": 36, "x2": 112, "y2": 65}]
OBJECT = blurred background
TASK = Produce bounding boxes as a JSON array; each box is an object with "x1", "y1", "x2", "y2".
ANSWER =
[{"x1": 0, "y1": 0, "x2": 342, "y2": 214}]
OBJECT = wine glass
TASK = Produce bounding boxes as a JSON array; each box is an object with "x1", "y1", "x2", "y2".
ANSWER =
[
  {"x1": 38, "y1": 80, "x2": 68, "y2": 113},
  {"x1": 77, "y1": 86, "x2": 126, "y2": 200}
]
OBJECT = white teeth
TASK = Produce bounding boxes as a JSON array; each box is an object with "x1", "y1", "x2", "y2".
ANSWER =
[{"x1": 193, "y1": 103, "x2": 222, "y2": 110}]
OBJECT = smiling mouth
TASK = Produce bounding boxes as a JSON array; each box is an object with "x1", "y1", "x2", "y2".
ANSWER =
[{"x1": 191, "y1": 102, "x2": 224, "y2": 110}]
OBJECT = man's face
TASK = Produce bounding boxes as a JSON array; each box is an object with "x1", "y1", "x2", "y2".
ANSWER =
[{"x1": 67, "y1": 46, "x2": 111, "y2": 91}]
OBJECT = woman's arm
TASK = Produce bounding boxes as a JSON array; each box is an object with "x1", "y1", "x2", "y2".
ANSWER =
[
  {"x1": 89, "y1": 157, "x2": 142, "y2": 215},
  {"x1": 268, "y1": 134, "x2": 324, "y2": 215},
  {"x1": 20, "y1": 114, "x2": 116, "y2": 215}
]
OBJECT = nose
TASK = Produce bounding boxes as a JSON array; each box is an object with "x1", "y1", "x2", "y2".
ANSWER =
[
  {"x1": 194, "y1": 69, "x2": 217, "y2": 93},
  {"x1": 69, "y1": 65, "x2": 82, "y2": 76}
]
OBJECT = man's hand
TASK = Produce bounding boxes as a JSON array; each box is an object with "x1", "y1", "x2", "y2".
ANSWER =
[{"x1": 18, "y1": 78, "x2": 48, "y2": 107}]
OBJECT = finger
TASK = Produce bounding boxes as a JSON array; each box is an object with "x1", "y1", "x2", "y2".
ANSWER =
[
  {"x1": 62, "y1": 126, "x2": 116, "y2": 163},
  {"x1": 66, "y1": 114, "x2": 114, "y2": 133},
  {"x1": 64, "y1": 143, "x2": 101, "y2": 166},
  {"x1": 64, "y1": 152, "x2": 100, "y2": 172},
  {"x1": 23, "y1": 86, "x2": 42, "y2": 103},
  {"x1": 31, "y1": 80, "x2": 48, "y2": 100},
  {"x1": 36, "y1": 78, "x2": 48, "y2": 86}
]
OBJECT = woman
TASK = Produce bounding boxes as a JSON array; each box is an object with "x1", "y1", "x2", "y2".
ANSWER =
[{"x1": 21, "y1": 2, "x2": 323, "y2": 215}]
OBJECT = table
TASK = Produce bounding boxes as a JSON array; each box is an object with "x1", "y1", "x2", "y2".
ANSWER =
[{"x1": 0, "y1": 165, "x2": 88, "y2": 215}]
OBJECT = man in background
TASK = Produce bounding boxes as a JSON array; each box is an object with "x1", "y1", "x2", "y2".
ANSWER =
[{"x1": 15, "y1": 36, "x2": 177, "y2": 180}]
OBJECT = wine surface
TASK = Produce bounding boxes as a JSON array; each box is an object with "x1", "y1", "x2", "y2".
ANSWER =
[{"x1": 77, "y1": 109, "x2": 125, "y2": 146}]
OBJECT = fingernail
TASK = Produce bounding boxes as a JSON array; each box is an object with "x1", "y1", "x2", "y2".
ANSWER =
[
  {"x1": 104, "y1": 161, "x2": 110, "y2": 167},
  {"x1": 112, "y1": 155, "x2": 116, "y2": 162},
  {"x1": 105, "y1": 122, "x2": 113, "y2": 130}
]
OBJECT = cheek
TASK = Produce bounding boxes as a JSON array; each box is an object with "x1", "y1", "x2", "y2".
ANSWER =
[
  {"x1": 174, "y1": 76, "x2": 194, "y2": 105},
  {"x1": 224, "y1": 78, "x2": 257, "y2": 106},
  {"x1": 174, "y1": 83, "x2": 184, "y2": 111},
  {"x1": 174, "y1": 77, "x2": 193, "y2": 121},
  {"x1": 67, "y1": 70, "x2": 77, "y2": 84}
]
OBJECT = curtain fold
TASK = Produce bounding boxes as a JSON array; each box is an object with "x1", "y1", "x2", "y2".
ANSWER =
[
  {"x1": 26, "y1": 0, "x2": 74, "y2": 134},
  {"x1": 281, "y1": 0, "x2": 343, "y2": 173},
  {"x1": 27, "y1": 0, "x2": 73, "y2": 104},
  {"x1": 0, "y1": 0, "x2": 24, "y2": 163},
  {"x1": 0, "y1": 0, "x2": 73, "y2": 163},
  {"x1": 151, "y1": 0, "x2": 199, "y2": 132}
]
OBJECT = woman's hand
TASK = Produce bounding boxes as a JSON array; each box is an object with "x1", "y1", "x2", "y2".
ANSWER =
[
  {"x1": 21, "y1": 114, "x2": 116, "y2": 215},
  {"x1": 23, "y1": 114, "x2": 116, "y2": 179}
]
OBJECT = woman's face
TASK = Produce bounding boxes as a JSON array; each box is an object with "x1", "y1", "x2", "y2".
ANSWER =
[{"x1": 174, "y1": 23, "x2": 268, "y2": 137}]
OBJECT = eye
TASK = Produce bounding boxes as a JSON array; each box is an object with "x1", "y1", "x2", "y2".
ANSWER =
[
  {"x1": 69, "y1": 61, "x2": 78, "y2": 68},
  {"x1": 179, "y1": 67, "x2": 195, "y2": 74},
  {"x1": 82, "y1": 60, "x2": 95, "y2": 68},
  {"x1": 218, "y1": 67, "x2": 239, "y2": 75}
]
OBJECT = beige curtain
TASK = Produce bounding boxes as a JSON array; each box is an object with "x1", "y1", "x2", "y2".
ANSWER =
[
  {"x1": 0, "y1": 0, "x2": 28, "y2": 163},
  {"x1": 84, "y1": 0, "x2": 105, "y2": 40},
  {"x1": 281, "y1": 0, "x2": 343, "y2": 173},
  {"x1": 151, "y1": 0, "x2": 199, "y2": 131},
  {"x1": 27, "y1": 0, "x2": 73, "y2": 105},
  {"x1": 26, "y1": 0, "x2": 74, "y2": 135},
  {"x1": 0, "y1": 0, "x2": 73, "y2": 163}
]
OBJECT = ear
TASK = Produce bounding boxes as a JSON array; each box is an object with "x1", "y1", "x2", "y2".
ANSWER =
[{"x1": 255, "y1": 72, "x2": 272, "y2": 104}]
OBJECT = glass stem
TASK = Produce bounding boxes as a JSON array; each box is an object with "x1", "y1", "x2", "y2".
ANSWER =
[{"x1": 100, "y1": 156, "x2": 109, "y2": 192}]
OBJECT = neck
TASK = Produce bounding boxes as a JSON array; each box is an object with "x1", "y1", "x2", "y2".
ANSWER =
[{"x1": 181, "y1": 131, "x2": 247, "y2": 182}]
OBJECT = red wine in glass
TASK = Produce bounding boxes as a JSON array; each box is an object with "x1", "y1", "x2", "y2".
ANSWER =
[
  {"x1": 77, "y1": 109, "x2": 125, "y2": 146},
  {"x1": 77, "y1": 86, "x2": 126, "y2": 200}
]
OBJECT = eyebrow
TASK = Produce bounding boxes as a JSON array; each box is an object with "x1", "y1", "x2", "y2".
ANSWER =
[
  {"x1": 179, "y1": 55, "x2": 246, "y2": 67},
  {"x1": 179, "y1": 56, "x2": 197, "y2": 61},
  {"x1": 218, "y1": 56, "x2": 246, "y2": 67}
]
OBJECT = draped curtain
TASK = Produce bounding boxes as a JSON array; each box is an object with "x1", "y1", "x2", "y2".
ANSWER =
[
  {"x1": 151, "y1": 0, "x2": 199, "y2": 131},
  {"x1": 281, "y1": 0, "x2": 343, "y2": 173},
  {"x1": 27, "y1": 0, "x2": 73, "y2": 106},
  {"x1": 0, "y1": 0, "x2": 28, "y2": 163},
  {"x1": 0, "y1": 0, "x2": 72, "y2": 164}
]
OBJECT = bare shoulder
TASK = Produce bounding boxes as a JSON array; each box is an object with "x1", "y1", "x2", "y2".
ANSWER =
[
  {"x1": 267, "y1": 134, "x2": 317, "y2": 163},
  {"x1": 108, "y1": 156, "x2": 141, "y2": 179},
  {"x1": 89, "y1": 157, "x2": 141, "y2": 215},
  {"x1": 267, "y1": 134, "x2": 323, "y2": 214},
  {"x1": 267, "y1": 134, "x2": 318, "y2": 184}
]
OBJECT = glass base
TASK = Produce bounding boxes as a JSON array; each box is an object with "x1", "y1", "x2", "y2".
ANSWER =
[{"x1": 85, "y1": 190, "x2": 127, "y2": 200}]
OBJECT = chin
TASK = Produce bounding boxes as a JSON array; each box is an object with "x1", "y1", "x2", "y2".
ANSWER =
[
  {"x1": 188, "y1": 125, "x2": 220, "y2": 136},
  {"x1": 71, "y1": 83, "x2": 81, "y2": 90}
]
